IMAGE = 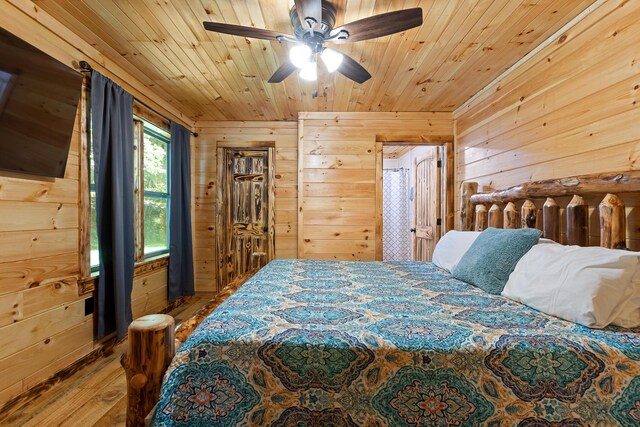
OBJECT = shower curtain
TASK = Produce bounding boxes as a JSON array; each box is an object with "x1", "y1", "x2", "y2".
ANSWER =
[{"x1": 383, "y1": 168, "x2": 411, "y2": 261}]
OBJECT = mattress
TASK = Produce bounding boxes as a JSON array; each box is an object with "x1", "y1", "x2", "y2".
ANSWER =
[{"x1": 152, "y1": 259, "x2": 640, "y2": 426}]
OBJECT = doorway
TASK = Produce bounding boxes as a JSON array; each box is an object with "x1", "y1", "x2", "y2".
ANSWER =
[
  {"x1": 216, "y1": 146, "x2": 275, "y2": 288},
  {"x1": 381, "y1": 145, "x2": 445, "y2": 261}
]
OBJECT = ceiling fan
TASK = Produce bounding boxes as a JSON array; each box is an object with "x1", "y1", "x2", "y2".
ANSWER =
[{"x1": 203, "y1": 0, "x2": 423, "y2": 84}]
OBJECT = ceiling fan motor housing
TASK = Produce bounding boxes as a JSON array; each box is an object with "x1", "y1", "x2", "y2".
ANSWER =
[{"x1": 290, "y1": 1, "x2": 337, "y2": 44}]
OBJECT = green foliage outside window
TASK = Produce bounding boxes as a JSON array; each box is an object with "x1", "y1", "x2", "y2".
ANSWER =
[
  {"x1": 89, "y1": 118, "x2": 171, "y2": 270},
  {"x1": 143, "y1": 122, "x2": 170, "y2": 256}
]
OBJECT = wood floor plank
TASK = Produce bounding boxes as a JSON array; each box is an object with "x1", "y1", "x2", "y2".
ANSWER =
[
  {"x1": 5, "y1": 297, "x2": 209, "y2": 427},
  {"x1": 172, "y1": 297, "x2": 208, "y2": 324},
  {"x1": 93, "y1": 395, "x2": 126, "y2": 427},
  {"x1": 63, "y1": 373, "x2": 127, "y2": 427}
]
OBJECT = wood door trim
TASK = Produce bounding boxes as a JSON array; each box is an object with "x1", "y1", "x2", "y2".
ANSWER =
[
  {"x1": 375, "y1": 135, "x2": 453, "y2": 144},
  {"x1": 377, "y1": 142, "x2": 453, "y2": 261},
  {"x1": 267, "y1": 147, "x2": 276, "y2": 264},
  {"x1": 445, "y1": 143, "x2": 454, "y2": 233},
  {"x1": 435, "y1": 147, "x2": 443, "y2": 242},
  {"x1": 378, "y1": 142, "x2": 455, "y2": 261},
  {"x1": 375, "y1": 142, "x2": 383, "y2": 261},
  {"x1": 215, "y1": 147, "x2": 225, "y2": 291},
  {"x1": 216, "y1": 140, "x2": 275, "y2": 148},
  {"x1": 297, "y1": 119, "x2": 305, "y2": 258}
]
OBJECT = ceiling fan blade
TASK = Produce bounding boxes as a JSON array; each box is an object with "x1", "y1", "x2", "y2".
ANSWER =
[
  {"x1": 329, "y1": 8, "x2": 423, "y2": 43},
  {"x1": 336, "y1": 53, "x2": 371, "y2": 84},
  {"x1": 203, "y1": 21, "x2": 289, "y2": 41},
  {"x1": 294, "y1": 0, "x2": 323, "y2": 30},
  {"x1": 268, "y1": 61, "x2": 297, "y2": 83}
]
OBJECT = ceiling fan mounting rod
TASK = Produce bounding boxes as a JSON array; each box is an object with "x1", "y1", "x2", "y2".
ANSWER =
[{"x1": 290, "y1": 1, "x2": 336, "y2": 40}]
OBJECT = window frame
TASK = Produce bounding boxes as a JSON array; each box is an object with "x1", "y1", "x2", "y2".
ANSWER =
[
  {"x1": 83, "y1": 107, "x2": 171, "y2": 277},
  {"x1": 138, "y1": 120, "x2": 171, "y2": 260},
  {"x1": 80, "y1": 81, "x2": 93, "y2": 279},
  {"x1": 89, "y1": 182, "x2": 99, "y2": 274}
]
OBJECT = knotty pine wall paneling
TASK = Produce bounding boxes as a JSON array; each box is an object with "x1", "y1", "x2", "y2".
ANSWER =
[
  {"x1": 298, "y1": 112, "x2": 454, "y2": 261},
  {"x1": 192, "y1": 121, "x2": 298, "y2": 292},
  {"x1": 454, "y1": 0, "x2": 640, "y2": 249},
  {"x1": 0, "y1": 2, "x2": 194, "y2": 409},
  {"x1": 0, "y1": 106, "x2": 91, "y2": 406}
]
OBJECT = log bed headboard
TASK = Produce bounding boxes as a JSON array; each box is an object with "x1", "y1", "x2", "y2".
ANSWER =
[{"x1": 459, "y1": 171, "x2": 640, "y2": 250}]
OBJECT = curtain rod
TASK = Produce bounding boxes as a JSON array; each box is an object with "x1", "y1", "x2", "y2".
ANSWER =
[{"x1": 79, "y1": 61, "x2": 198, "y2": 137}]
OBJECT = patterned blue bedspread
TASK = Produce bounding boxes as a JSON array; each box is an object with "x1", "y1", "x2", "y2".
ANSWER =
[{"x1": 152, "y1": 259, "x2": 640, "y2": 426}]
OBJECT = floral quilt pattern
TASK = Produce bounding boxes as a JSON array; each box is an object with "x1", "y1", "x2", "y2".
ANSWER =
[{"x1": 152, "y1": 259, "x2": 640, "y2": 426}]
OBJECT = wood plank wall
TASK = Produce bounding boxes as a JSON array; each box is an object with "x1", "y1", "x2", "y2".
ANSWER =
[
  {"x1": 454, "y1": 0, "x2": 640, "y2": 249},
  {"x1": 0, "y1": 106, "x2": 90, "y2": 405},
  {"x1": 192, "y1": 121, "x2": 298, "y2": 292},
  {"x1": 298, "y1": 112, "x2": 453, "y2": 260},
  {"x1": 0, "y1": 103, "x2": 176, "y2": 408},
  {"x1": 0, "y1": 2, "x2": 191, "y2": 407}
]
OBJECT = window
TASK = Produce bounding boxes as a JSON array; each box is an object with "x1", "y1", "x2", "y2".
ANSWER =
[
  {"x1": 141, "y1": 121, "x2": 170, "y2": 257},
  {"x1": 88, "y1": 116, "x2": 171, "y2": 273}
]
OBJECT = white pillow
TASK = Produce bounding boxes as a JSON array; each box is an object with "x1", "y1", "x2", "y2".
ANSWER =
[
  {"x1": 502, "y1": 245, "x2": 639, "y2": 328},
  {"x1": 539, "y1": 238, "x2": 560, "y2": 245},
  {"x1": 432, "y1": 231, "x2": 481, "y2": 272},
  {"x1": 615, "y1": 268, "x2": 640, "y2": 327}
]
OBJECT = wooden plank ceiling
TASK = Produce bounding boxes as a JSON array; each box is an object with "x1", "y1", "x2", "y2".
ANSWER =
[{"x1": 36, "y1": 0, "x2": 595, "y2": 121}]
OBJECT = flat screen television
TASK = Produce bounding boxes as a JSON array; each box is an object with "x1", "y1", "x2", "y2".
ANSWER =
[{"x1": 0, "y1": 27, "x2": 83, "y2": 178}]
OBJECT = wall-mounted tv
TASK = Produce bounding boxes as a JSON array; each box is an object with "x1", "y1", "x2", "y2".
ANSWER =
[{"x1": 0, "y1": 27, "x2": 83, "y2": 178}]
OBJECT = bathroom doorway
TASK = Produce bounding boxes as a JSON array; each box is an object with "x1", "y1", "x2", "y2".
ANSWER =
[{"x1": 381, "y1": 145, "x2": 444, "y2": 261}]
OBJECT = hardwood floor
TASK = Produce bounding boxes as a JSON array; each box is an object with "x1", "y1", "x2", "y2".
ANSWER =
[{"x1": 4, "y1": 297, "x2": 209, "y2": 427}]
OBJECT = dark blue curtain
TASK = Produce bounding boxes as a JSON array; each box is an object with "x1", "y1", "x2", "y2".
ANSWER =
[
  {"x1": 91, "y1": 72, "x2": 135, "y2": 340},
  {"x1": 168, "y1": 122, "x2": 195, "y2": 301}
]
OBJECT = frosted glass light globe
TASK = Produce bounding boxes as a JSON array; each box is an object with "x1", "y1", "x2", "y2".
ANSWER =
[
  {"x1": 321, "y1": 48, "x2": 343, "y2": 72},
  {"x1": 289, "y1": 44, "x2": 312, "y2": 69},
  {"x1": 299, "y1": 61, "x2": 317, "y2": 81}
]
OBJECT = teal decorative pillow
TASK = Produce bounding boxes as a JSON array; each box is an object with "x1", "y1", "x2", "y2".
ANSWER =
[{"x1": 452, "y1": 227, "x2": 542, "y2": 294}]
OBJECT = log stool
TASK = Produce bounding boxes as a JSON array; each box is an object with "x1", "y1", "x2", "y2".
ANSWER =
[{"x1": 121, "y1": 314, "x2": 175, "y2": 427}]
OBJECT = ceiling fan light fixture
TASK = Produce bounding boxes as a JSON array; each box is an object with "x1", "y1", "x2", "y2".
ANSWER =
[
  {"x1": 289, "y1": 44, "x2": 312, "y2": 68},
  {"x1": 299, "y1": 60, "x2": 317, "y2": 81},
  {"x1": 321, "y1": 48, "x2": 343, "y2": 72},
  {"x1": 203, "y1": 2, "x2": 423, "y2": 85}
]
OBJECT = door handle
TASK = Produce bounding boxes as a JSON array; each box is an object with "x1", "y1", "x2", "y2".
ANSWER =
[
  {"x1": 263, "y1": 226, "x2": 268, "y2": 232},
  {"x1": 410, "y1": 228, "x2": 416, "y2": 233}
]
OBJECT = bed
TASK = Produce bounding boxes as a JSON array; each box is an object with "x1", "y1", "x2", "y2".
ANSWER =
[
  {"x1": 140, "y1": 171, "x2": 640, "y2": 426},
  {"x1": 151, "y1": 258, "x2": 640, "y2": 426}
]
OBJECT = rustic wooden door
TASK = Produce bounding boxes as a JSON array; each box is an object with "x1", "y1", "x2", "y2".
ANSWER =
[
  {"x1": 413, "y1": 148, "x2": 441, "y2": 261},
  {"x1": 217, "y1": 147, "x2": 275, "y2": 289}
]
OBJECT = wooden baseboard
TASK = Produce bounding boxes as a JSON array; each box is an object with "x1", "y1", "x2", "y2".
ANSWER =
[
  {"x1": 194, "y1": 291, "x2": 218, "y2": 299},
  {"x1": 0, "y1": 295, "x2": 187, "y2": 423},
  {"x1": 159, "y1": 296, "x2": 186, "y2": 315}
]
